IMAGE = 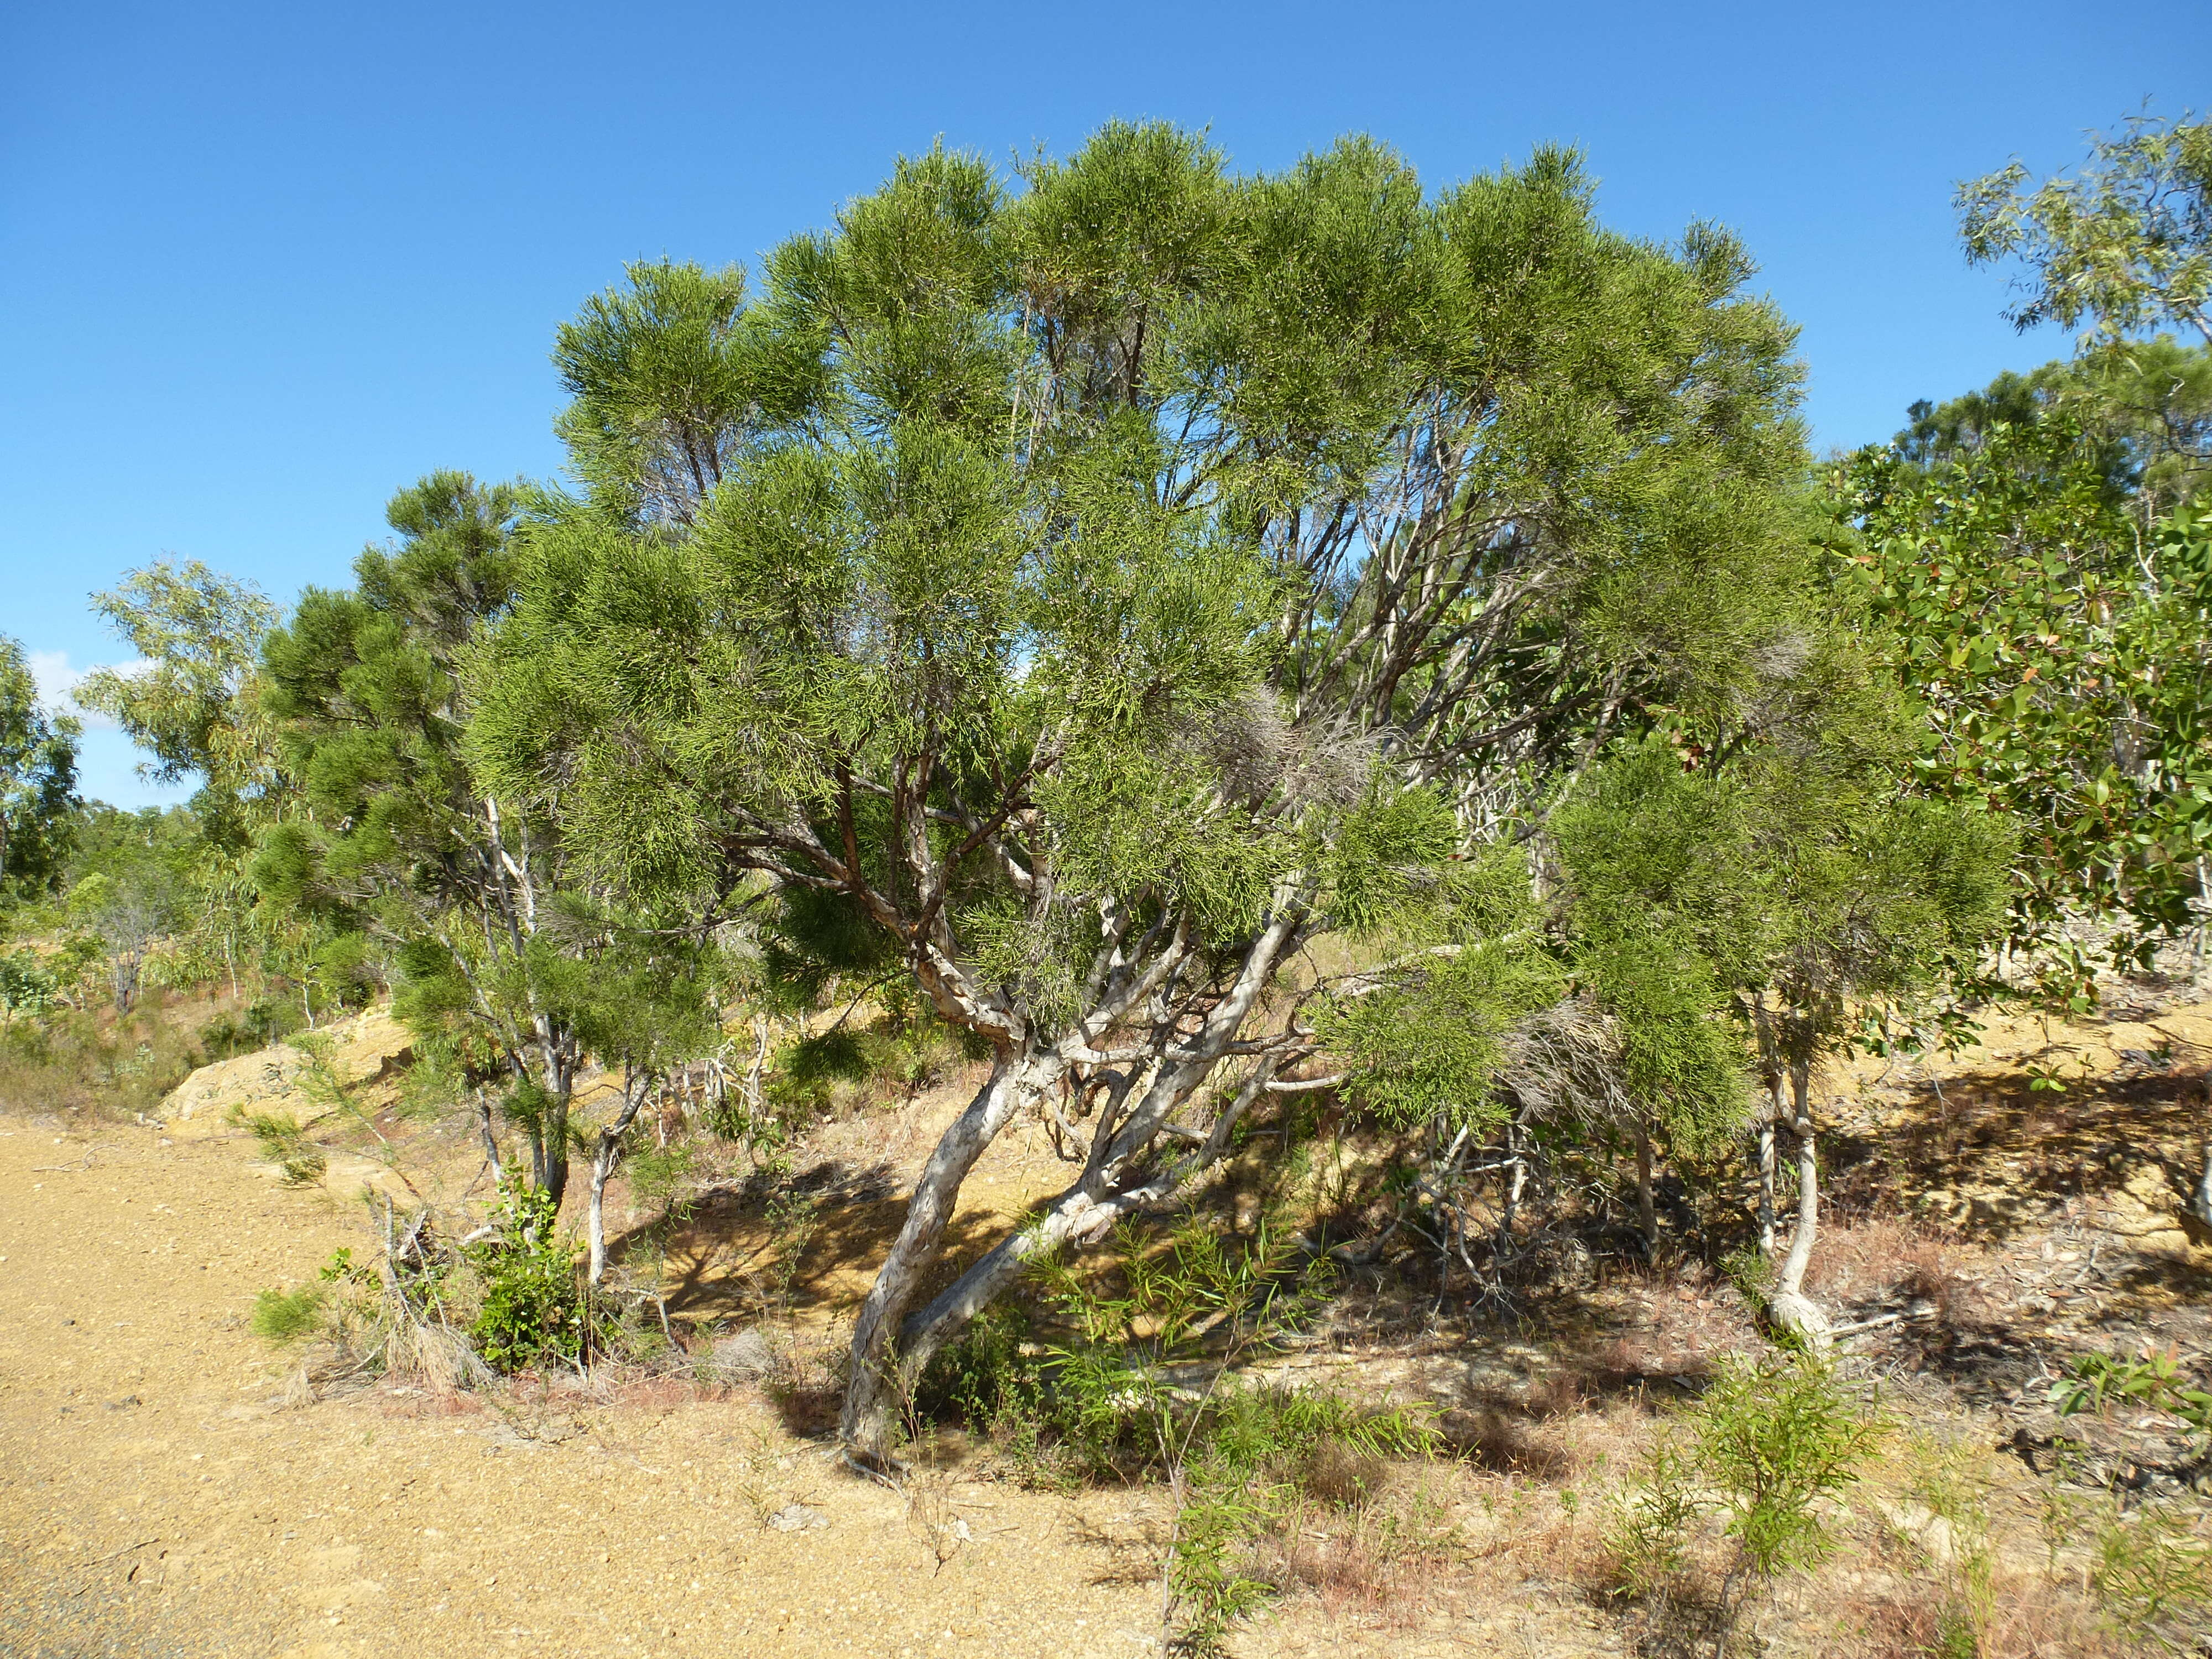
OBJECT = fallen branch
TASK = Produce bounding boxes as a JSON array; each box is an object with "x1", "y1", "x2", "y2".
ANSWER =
[{"x1": 1831, "y1": 1310, "x2": 1915, "y2": 1339}]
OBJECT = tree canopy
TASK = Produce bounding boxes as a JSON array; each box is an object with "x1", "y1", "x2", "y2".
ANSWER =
[{"x1": 465, "y1": 126, "x2": 1872, "y2": 1448}]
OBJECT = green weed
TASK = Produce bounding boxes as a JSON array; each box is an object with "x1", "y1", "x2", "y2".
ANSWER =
[
  {"x1": 233, "y1": 1108, "x2": 326, "y2": 1186},
  {"x1": 250, "y1": 1284, "x2": 325, "y2": 1343}
]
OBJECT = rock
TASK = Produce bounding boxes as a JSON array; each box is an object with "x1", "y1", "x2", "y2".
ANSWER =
[
  {"x1": 766, "y1": 1503, "x2": 828, "y2": 1532},
  {"x1": 157, "y1": 1009, "x2": 414, "y2": 1138},
  {"x1": 712, "y1": 1327, "x2": 775, "y2": 1379}
]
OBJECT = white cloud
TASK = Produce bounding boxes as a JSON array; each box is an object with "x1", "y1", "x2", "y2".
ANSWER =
[{"x1": 25, "y1": 650, "x2": 149, "y2": 732}]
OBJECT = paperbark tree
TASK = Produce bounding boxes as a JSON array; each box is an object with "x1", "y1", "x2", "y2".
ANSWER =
[{"x1": 472, "y1": 126, "x2": 1826, "y2": 1456}]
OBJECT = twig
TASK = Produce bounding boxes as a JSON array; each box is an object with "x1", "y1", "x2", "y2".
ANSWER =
[
  {"x1": 88, "y1": 1536, "x2": 159, "y2": 1566},
  {"x1": 1832, "y1": 1311, "x2": 1910, "y2": 1338}
]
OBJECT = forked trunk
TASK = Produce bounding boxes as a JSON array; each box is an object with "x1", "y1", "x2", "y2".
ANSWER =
[{"x1": 841, "y1": 1049, "x2": 1059, "y2": 1458}]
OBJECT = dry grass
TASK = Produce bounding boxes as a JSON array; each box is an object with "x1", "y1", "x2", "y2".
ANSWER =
[
  {"x1": 0, "y1": 987, "x2": 237, "y2": 1120},
  {"x1": 1808, "y1": 1213, "x2": 1990, "y2": 1325}
]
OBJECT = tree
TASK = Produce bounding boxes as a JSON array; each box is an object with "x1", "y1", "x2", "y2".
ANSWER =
[
  {"x1": 570, "y1": 924, "x2": 724, "y2": 1286},
  {"x1": 1551, "y1": 661, "x2": 2011, "y2": 1348},
  {"x1": 1832, "y1": 410, "x2": 2212, "y2": 990},
  {"x1": 553, "y1": 259, "x2": 826, "y2": 528},
  {"x1": 0, "y1": 635, "x2": 80, "y2": 900},
  {"x1": 1960, "y1": 109, "x2": 2212, "y2": 353},
  {"x1": 257, "y1": 472, "x2": 603, "y2": 1202},
  {"x1": 1896, "y1": 342, "x2": 2211, "y2": 515},
  {"x1": 76, "y1": 560, "x2": 281, "y2": 847},
  {"x1": 474, "y1": 126, "x2": 1825, "y2": 1455},
  {"x1": 61, "y1": 805, "x2": 201, "y2": 1011}
]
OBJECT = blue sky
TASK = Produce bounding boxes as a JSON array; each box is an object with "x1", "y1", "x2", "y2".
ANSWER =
[{"x1": 3, "y1": 1, "x2": 2203, "y2": 806}]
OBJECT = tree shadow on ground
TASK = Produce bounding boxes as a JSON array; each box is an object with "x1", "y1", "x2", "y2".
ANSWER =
[{"x1": 1827, "y1": 1059, "x2": 2209, "y2": 1241}]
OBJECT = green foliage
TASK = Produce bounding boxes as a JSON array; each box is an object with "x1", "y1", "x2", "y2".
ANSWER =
[
  {"x1": 1605, "y1": 1439, "x2": 1701, "y2": 1600},
  {"x1": 1608, "y1": 1351, "x2": 1882, "y2": 1620},
  {"x1": 0, "y1": 996, "x2": 204, "y2": 1117},
  {"x1": 0, "y1": 633, "x2": 80, "y2": 900},
  {"x1": 622, "y1": 1140, "x2": 703, "y2": 1225},
  {"x1": 457, "y1": 127, "x2": 1840, "y2": 1446},
  {"x1": 1903, "y1": 1437, "x2": 2001, "y2": 1659},
  {"x1": 1314, "y1": 928, "x2": 1564, "y2": 1132},
  {"x1": 1959, "y1": 110, "x2": 2212, "y2": 356},
  {"x1": 987, "y1": 1218, "x2": 1436, "y2": 1642},
  {"x1": 2088, "y1": 1501, "x2": 2212, "y2": 1651},
  {"x1": 554, "y1": 259, "x2": 825, "y2": 526},
  {"x1": 1894, "y1": 339, "x2": 2211, "y2": 511},
  {"x1": 75, "y1": 561, "x2": 280, "y2": 843},
  {"x1": 467, "y1": 1179, "x2": 588, "y2": 1371},
  {"x1": 1695, "y1": 1351, "x2": 1884, "y2": 1580},
  {"x1": 233, "y1": 1107, "x2": 326, "y2": 1186},
  {"x1": 255, "y1": 469, "x2": 637, "y2": 1202},
  {"x1": 914, "y1": 1300, "x2": 1041, "y2": 1433},
  {"x1": 2052, "y1": 1344, "x2": 2212, "y2": 1439},
  {"x1": 0, "y1": 948, "x2": 59, "y2": 1021},
  {"x1": 1833, "y1": 415, "x2": 2210, "y2": 974},
  {"x1": 249, "y1": 1282, "x2": 325, "y2": 1344},
  {"x1": 922, "y1": 1217, "x2": 1441, "y2": 1644}
]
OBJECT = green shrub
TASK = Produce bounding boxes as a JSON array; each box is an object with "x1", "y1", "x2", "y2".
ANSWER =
[
  {"x1": 915, "y1": 1300, "x2": 1042, "y2": 1432},
  {"x1": 1606, "y1": 1350, "x2": 1883, "y2": 1640},
  {"x1": 196, "y1": 997, "x2": 299, "y2": 1061},
  {"x1": 956, "y1": 1217, "x2": 1441, "y2": 1646},
  {"x1": 467, "y1": 1180, "x2": 588, "y2": 1372},
  {"x1": 1697, "y1": 1350, "x2": 1884, "y2": 1580},
  {"x1": 251, "y1": 1284, "x2": 325, "y2": 1343},
  {"x1": 2090, "y1": 1500, "x2": 2212, "y2": 1651},
  {"x1": 1605, "y1": 1441, "x2": 1700, "y2": 1600},
  {"x1": 1905, "y1": 1437, "x2": 2000, "y2": 1658},
  {"x1": 233, "y1": 1108, "x2": 326, "y2": 1186}
]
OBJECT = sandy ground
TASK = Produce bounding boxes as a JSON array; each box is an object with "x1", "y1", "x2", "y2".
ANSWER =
[
  {"x1": 0, "y1": 1109, "x2": 1611, "y2": 1659},
  {"x1": 0, "y1": 1114, "x2": 1179, "y2": 1659}
]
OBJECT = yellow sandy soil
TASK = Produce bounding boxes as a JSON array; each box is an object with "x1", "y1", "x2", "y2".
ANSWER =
[{"x1": 0, "y1": 1114, "x2": 1173, "y2": 1659}]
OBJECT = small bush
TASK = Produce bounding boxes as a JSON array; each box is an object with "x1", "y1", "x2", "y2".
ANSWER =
[
  {"x1": 0, "y1": 999, "x2": 207, "y2": 1118},
  {"x1": 1605, "y1": 1440, "x2": 1699, "y2": 1600},
  {"x1": 467, "y1": 1180, "x2": 588, "y2": 1372},
  {"x1": 2089, "y1": 1500, "x2": 2212, "y2": 1651},
  {"x1": 1905, "y1": 1436, "x2": 2000, "y2": 1657},
  {"x1": 197, "y1": 997, "x2": 300, "y2": 1061},
  {"x1": 251, "y1": 1283, "x2": 325, "y2": 1343},
  {"x1": 233, "y1": 1108, "x2": 326, "y2": 1186},
  {"x1": 915, "y1": 1301, "x2": 1042, "y2": 1432},
  {"x1": 1605, "y1": 1350, "x2": 1883, "y2": 1644},
  {"x1": 1697, "y1": 1350, "x2": 1884, "y2": 1581}
]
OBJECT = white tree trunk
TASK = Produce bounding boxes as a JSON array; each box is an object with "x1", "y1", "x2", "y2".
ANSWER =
[
  {"x1": 1766, "y1": 1058, "x2": 1832, "y2": 1353},
  {"x1": 586, "y1": 1077, "x2": 650, "y2": 1287},
  {"x1": 841, "y1": 1050, "x2": 1060, "y2": 1456},
  {"x1": 1757, "y1": 1114, "x2": 1777, "y2": 1254}
]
